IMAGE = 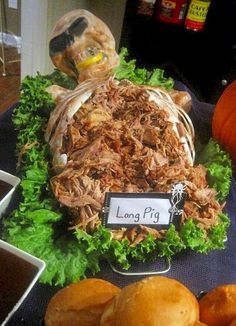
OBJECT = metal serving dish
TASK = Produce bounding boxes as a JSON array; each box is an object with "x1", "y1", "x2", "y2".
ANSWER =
[
  {"x1": 0, "y1": 170, "x2": 45, "y2": 324},
  {"x1": 0, "y1": 239, "x2": 46, "y2": 325},
  {"x1": 0, "y1": 169, "x2": 20, "y2": 218}
]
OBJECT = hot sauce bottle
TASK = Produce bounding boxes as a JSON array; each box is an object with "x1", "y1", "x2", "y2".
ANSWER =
[
  {"x1": 154, "y1": 0, "x2": 189, "y2": 25},
  {"x1": 137, "y1": 0, "x2": 157, "y2": 17},
  {"x1": 184, "y1": 0, "x2": 211, "y2": 31}
]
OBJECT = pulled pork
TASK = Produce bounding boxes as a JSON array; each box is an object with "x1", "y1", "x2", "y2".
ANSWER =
[{"x1": 47, "y1": 78, "x2": 223, "y2": 245}]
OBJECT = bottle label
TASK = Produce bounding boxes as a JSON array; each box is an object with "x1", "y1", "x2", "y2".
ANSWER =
[
  {"x1": 160, "y1": 0, "x2": 176, "y2": 18},
  {"x1": 156, "y1": 0, "x2": 188, "y2": 25},
  {"x1": 185, "y1": 0, "x2": 211, "y2": 31}
]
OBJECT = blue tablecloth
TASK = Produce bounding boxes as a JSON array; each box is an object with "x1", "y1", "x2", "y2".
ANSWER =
[{"x1": 1, "y1": 85, "x2": 236, "y2": 325}]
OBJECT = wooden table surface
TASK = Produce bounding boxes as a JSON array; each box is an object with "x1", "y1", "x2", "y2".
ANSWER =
[{"x1": 0, "y1": 46, "x2": 20, "y2": 114}]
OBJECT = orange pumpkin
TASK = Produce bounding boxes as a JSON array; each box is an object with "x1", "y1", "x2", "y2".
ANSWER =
[{"x1": 212, "y1": 80, "x2": 236, "y2": 166}]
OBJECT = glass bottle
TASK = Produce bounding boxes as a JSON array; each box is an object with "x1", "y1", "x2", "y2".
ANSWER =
[
  {"x1": 154, "y1": 0, "x2": 189, "y2": 25},
  {"x1": 137, "y1": 0, "x2": 157, "y2": 17},
  {"x1": 184, "y1": 0, "x2": 212, "y2": 32}
]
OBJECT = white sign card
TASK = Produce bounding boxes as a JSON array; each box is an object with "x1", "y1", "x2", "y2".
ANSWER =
[{"x1": 102, "y1": 183, "x2": 186, "y2": 230}]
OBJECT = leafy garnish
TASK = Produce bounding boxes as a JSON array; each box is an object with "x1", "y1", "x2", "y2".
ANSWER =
[
  {"x1": 157, "y1": 225, "x2": 185, "y2": 259},
  {"x1": 46, "y1": 69, "x2": 77, "y2": 90},
  {"x1": 115, "y1": 48, "x2": 174, "y2": 90},
  {"x1": 130, "y1": 234, "x2": 157, "y2": 262},
  {"x1": 195, "y1": 138, "x2": 232, "y2": 201},
  {"x1": 2, "y1": 73, "x2": 96, "y2": 286}
]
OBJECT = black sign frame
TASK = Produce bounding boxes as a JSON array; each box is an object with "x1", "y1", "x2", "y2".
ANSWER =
[{"x1": 102, "y1": 183, "x2": 186, "y2": 230}]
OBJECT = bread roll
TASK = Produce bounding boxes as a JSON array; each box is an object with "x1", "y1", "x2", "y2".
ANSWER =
[
  {"x1": 101, "y1": 276, "x2": 199, "y2": 326},
  {"x1": 44, "y1": 278, "x2": 120, "y2": 326},
  {"x1": 199, "y1": 284, "x2": 236, "y2": 326}
]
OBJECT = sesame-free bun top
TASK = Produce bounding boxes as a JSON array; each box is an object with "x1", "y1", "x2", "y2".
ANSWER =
[
  {"x1": 100, "y1": 276, "x2": 199, "y2": 326},
  {"x1": 199, "y1": 284, "x2": 236, "y2": 326},
  {"x1": 44, "y1": 278, "x2": 120, "y2": 326}
]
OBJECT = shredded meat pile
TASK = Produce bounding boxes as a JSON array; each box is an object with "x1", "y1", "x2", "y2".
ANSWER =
[{"x1": 47, "y1": 79, "x2": 223, "y2": 245}]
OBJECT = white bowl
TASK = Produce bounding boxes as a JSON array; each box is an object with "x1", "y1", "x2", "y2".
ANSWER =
[
  {"x1": 0, "y1": 170, "x2": 20, "y2": 218},
  {"x1": 0, "y1": 239, "x2": 46, "y2": 325}
]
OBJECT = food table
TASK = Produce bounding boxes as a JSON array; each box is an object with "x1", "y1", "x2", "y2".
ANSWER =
[{"x1": 0, "y1": 82, "x2": 236, "y2": 326}]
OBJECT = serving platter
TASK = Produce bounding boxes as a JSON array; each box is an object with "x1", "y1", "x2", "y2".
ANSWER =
[
  {"x1": 1, "y1": 160, "x2": 236, "y2": 324},
  {"x1": 1, "y1": 6, "x2": 236, "y2": 323},
  {"x1": 0, "y1": 78, "x2": 235, "y2": 326}
]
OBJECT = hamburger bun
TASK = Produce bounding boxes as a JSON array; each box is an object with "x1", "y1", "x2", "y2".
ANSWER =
[
  {"x1": 199, "y1": 284, "x2": 236, "y2": 326},
  {"x1": 100, "y1": 276, "x2": 199, "y2": 326},
  {"x1": 44, "y1": 278, "x2": 120, "y2": 326}
]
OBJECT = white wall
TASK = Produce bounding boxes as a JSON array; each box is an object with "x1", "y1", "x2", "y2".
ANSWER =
[
  {"x1": 21, "y1": 0, "x2": 48, "y2": 78},
  {"x1": 21, "y1": 0, "x2": 126, "y2": 79}
]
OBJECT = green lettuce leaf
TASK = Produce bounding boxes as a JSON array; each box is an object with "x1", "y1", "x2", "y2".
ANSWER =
[
  {"x1": 157, "y1": 225, "x2": 185, "y2": 259},
  {"x1": 108, "y1": 238, "x2": 131, "y2": 270},
  {"x1": 206, "y1": 213, "x2": 230, "y2": 250},
  {"x1": 115, "y1": 48, "x2": 174, "y2": 90},
  {"x1": 195, "y1": 138, "x2": 232, "y2": 201},
  {"x1": 180, "y1": 219, "x2": 208, "y2": 253},
  {"x1": 46, "y1": 69, "x2": 77, "y2": 90},
  {"x1": 130, "y1": 234, "x2": 157, "y2": 262}
]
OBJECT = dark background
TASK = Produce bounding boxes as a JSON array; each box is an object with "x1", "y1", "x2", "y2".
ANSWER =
[{"x1": 119, "y1": 0, "x2": 236, "y2": 104}]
